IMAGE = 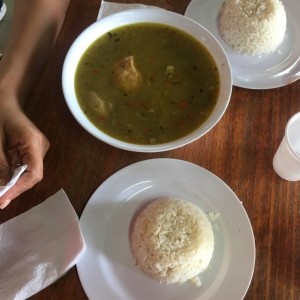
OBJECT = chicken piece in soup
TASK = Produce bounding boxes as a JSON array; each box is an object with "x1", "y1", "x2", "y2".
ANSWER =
[{"x1": 112, "y1": 56, "x2": 142, "y2": 92}]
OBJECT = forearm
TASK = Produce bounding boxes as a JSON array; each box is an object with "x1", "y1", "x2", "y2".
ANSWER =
[{"x1": 0, "y1": 0, "x2": 70, "y2": 104}]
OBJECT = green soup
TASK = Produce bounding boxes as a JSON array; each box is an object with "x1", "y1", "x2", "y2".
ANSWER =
[{"x1": 75, "y1": 23, "x2": 220, "y2": 145}]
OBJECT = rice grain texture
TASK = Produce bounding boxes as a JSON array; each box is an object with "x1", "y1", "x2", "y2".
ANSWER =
[
  {"x1": 130, "y1": 197, "x2": 214, "y2": 286},
  {"x1": 219, "y1": 0, "x2": 286, "y2": 55}
]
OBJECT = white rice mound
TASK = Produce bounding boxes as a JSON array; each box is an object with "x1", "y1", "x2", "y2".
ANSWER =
[
  {"x1": 219, "y1": 0, "x2": 287, "y2": 55},
  {"x1": 130, "y1": 197, "x2": 214, "y2": 286}
]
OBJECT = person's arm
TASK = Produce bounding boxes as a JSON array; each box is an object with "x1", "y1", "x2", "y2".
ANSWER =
[{"x1": 0, "y1": 0, "x2": 70, "y2": 208}]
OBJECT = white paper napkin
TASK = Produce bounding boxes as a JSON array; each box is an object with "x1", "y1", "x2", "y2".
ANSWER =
[
  {"x1": 0, "y1": 189, "x2": 86, "y2": 300},
  {"x1": 0, "y1": 164, "x2": 27, "y2": 197},
  {"x1": 97, "y1": 0, "x2": 159, "y2": 20}
]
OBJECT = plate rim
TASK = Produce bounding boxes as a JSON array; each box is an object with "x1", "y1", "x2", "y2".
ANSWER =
[{"x1": 0, "y1": 3, "x2": 7, "y2": 22}]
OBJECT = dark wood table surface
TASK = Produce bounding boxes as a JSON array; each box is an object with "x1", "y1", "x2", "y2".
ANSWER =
[{"x1": 1, "y1": 0, "x2": 299, "y2": 299}]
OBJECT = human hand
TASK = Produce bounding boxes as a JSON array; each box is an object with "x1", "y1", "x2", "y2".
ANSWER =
[{"x1": 0, "y1": 100, "x2": 50, "y2": 209}]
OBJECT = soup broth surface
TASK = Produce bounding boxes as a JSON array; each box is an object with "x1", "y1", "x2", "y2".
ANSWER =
[{"x1": 75, "y1": 23, "x2": 220, "y2": 144}]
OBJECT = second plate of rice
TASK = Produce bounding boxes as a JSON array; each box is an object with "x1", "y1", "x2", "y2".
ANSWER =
[
  {"x1": 77, "y1": 158, "x2": 255, "y2": 300},
  {"x1": 185, "y1": 0, "x2": 300, "y2": 89}
]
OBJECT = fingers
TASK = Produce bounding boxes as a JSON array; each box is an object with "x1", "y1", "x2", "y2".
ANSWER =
[
  {"x1": 0, "y1": 200, "x2": 11, "y2": 209},
  {"x1": 0, "y1": 158, "x2": 10, "y2": 186},
  {"x1": 1, "y1": 136, "x2": 49, "y2": 206},
  {"x1": 0, "y1": 113, "x2": 50, "y2": 208},
  {"x1": 8, "y1": 148, "x2": 23, "y2": 167},
  {"x1": 0, "y1": 142, "x2": 10, "y2": 186},
  {"x1": 0, "y1": 169, "x2": 43, "y2": 206},
  {"x1": 0, "y1": 149, "x2": 13, "y2": 208},
  {"x1": 0, "y1": 144, "x2": 47, "y2": 207},
  {"x1": 0, "y1": 127, "x2": 12, "y2": 207}
]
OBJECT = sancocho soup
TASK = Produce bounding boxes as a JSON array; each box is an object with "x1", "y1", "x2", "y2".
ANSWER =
[{"x1": 75, "y1": 23, "x2": 220, "y2": 145}]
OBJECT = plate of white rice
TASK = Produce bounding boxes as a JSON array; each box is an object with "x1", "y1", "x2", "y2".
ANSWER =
[
  {"x1": 185, "y1": 0, "x2": 300, "y2": 89},
  {"x1": 77, "y1": 158, "x2": 255, "y2": 300}
]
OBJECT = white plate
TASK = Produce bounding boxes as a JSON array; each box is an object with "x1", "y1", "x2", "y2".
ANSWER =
[
  {"x1": 0, "y1": 3, "x2": 6, "y2": 22},
  {"x1": 77, "y1": 159, "x2": 255, "y2": 300},
  {"x1": 185, "y1": 0, "x2": 300, "y2": 89}
]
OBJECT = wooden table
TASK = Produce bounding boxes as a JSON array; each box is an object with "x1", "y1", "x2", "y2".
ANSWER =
[{"x1": 1, "y1": 0, "x2": 299, "y2": 299}]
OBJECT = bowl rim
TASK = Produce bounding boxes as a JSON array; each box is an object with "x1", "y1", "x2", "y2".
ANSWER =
[{"x1": 62, "y1": 8, "x2": 232, "y2": 152}]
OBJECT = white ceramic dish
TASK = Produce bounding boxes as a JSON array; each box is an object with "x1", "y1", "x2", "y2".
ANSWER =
[
  {"x1": 185, "y1": 0, "x2": 300, "y2": 89},
  {"x1": 62, "y1": 8, "x2": 232, "y2": 152},
  {"x1": 77, "y1": 158, "x2": 255, "y2": 300},
  {"x1": 0, "y1": 2, "x2": 6, "y2": 22}
]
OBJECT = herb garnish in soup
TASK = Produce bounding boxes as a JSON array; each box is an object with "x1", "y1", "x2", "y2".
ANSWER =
[{"x1": 75, "y1": 23, "x2": 220, "y2": 145}]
